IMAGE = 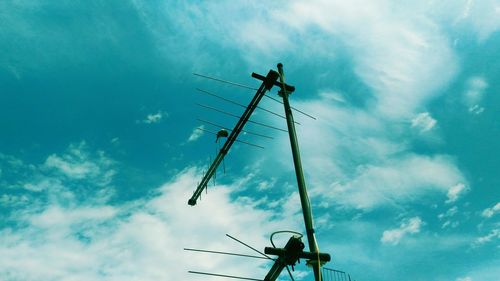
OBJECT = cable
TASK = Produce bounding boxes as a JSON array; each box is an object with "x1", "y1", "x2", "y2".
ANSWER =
[{"x1": 269, "y1": 230, "x2": 303, "y2": 248}]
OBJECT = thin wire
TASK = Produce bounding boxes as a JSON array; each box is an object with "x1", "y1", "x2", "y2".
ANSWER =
[
  {"x1": 193, "y1": 72, "x2": 317, "y2": 120},
  {"x1": 196, "y1": 103, "x2": 288, "y2": 133},
  {"x1": 188, "y1": 271, "x2": 263, "y2": 281},
  {"x1": 270, "y1": 230, "x2": 303, "y2": 248},
  {"x1": 183, "y1": 248, "x2": 269, "y2": 260},
  {"x1": 226, "y1": 234, "x2": 273, "y2": 260},
  {"x1": 264, "y1": 93, "x2": 317, "y2": 120},
  {"x1": 197, "y1": 118, "x2": 274, "y2": 140},
  {"x1": 196, "y1": 88, "x2": 299, "y2": 124},
  {"x1": 193, "y1": 73, "x2": 258, "y2": 90}
]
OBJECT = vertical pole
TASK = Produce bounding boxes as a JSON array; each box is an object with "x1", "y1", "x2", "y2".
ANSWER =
[{"x1": 277, "y1": 63, "x2": 322, "y2": 281}]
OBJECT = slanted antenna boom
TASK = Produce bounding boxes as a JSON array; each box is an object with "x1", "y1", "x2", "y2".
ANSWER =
[{"x1": 188, "y1": 70, "x2": 280, "y2": 206}]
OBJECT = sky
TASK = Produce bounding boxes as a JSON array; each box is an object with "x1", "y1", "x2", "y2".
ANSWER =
[{"x1": 0, "y1": 1, "x2": 499, "y2": 281}]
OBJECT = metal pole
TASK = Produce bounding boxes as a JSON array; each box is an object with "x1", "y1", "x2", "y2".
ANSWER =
[{"x1": 277, "y1": 63, "x2": 321, "y2": 281}]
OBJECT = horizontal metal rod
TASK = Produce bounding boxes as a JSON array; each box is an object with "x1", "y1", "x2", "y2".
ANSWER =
[
  {"x1": 183, "y1": 248, "x2": 270, "y2": 260},
  {"x1": 188, "y1": 271, "x2": 263, "y2": 281},
  {"x1": 322, "y1": 267, "x2": 346, "y2": 274},
  {"x1": 197, "y1": 118, "x2": 273, "y2": 140},
  {"x1": 264, "y1": 247, "x2": 331, "y2": 262},
  {"x1": 195, "y1": 127, "x2": 264, "y2": 149},
  {"x1": 264, "y1": 94, "x2": 317, "y2": 120},
  {"x1": 196, "y1": 103, "x2": 288, "y2": 133},
  {"x1": 252, "y1": 72, "x2": 296, "y2": 92},
  {"x1": 193, "y1": 73, "x2": 258, "y2": 90},
  {"x1": 226, "y1": 234, "x2": 272, "y2": 260},
  {"x1": 196, "y1": 88, "x2": 299, "y2": 124}
]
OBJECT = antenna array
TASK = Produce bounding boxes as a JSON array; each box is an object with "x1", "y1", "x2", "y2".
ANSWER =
[{"x1": 185, "y1": 64, "x2": 355, "y2": 281}]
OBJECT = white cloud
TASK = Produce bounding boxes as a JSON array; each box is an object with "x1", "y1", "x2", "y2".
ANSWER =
[
  {"x1": 481, "y1": 202, "x2": 500, "y2": 218},
  {"x1": 456, "y1": 277, "x2": 473, "y2": 281},
  {"x1": 439, "y1": 206, "x2": 460, "y2": 228},
  {"x1": 319, "y1": 90, "x2": 346, "y2": 104},
  {"x1": 439, "y1": 206, "x2": 459, "y2": 219},
  {"x1": 142, "y1": 111, "x2": 166, "y2": 124},
  {"x1": 187, "y1": 125, "x2": 205, "y2": 142},
  {"x1": 446, "y1": 183, "x2": 469, "y2": 203},
  {"x1": 474, "y1": 228, "x2": 500, "y2": 246},
  {"x1": 453, "y1": 0, "x2": 500, "y2": 41},
  {"x1": 254, "y1": 92, "x2": 466, "y2": 210},
  {"x1": 411, "y1": 112, "x2": 437, "y2": 132},
  {"x1": 468, "y1": 104, "x2": 485, "y2": 115},
  {"x1": 463, "y1": 76, "x2": 488, "y2": 115},
  {"x1": 327, "y1": 154, "x2": 464, "y2": 209},
  {"x1": 0, "y1": 168, "x2": 301, "y2": 281},
  {"x1": 42, "y1": 142, "x2": 115, "y2": 186},
  {"x1": 275, "y1": 0, "x2": 458, "y2": 119},
  {"x1": 381, "y1": 217, "x2": 423, "y2": 245},
  {"x1": 45, "y1": 155, "x2": 99, "y2": 180}
]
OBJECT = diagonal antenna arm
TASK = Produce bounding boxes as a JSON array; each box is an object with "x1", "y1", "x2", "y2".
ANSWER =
[{"x1": 188, "y1": 70, "x2": 280, "y2": 206}]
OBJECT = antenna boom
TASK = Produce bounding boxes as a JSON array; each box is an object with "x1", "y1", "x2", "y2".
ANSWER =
[{"x1": 188, "y1": 70, "x2": 280, "y2": 206}]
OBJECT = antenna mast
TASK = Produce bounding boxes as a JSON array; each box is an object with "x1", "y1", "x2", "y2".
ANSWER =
[
  {"x1": 277, "y1": 63, "x2": 322, "y2": 281},
  {"x1": 187, "y1": 64, "x2": 328, "y2": 281}
]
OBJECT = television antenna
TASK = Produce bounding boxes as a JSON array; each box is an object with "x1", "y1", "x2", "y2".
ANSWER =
[{"x1": 186, "y1": 64, "x2": 330, "y2": 281}]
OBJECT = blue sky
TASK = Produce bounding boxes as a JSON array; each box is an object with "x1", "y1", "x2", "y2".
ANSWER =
[{"x1": 1, "y1": 1, "x2": 499, "y2": 280}]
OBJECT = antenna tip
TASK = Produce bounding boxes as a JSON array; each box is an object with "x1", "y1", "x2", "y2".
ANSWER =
[
  {"x1": 277, "y1": 63, "x2": 283, "y2": 68},
  {"x1": 188, "y1": 199, "x2": 197, "y2": 206}
]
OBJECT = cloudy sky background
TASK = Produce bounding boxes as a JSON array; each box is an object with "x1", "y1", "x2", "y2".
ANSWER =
[{"x1": 1, "y1": 1, "x2": 499, "y2": 280}]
